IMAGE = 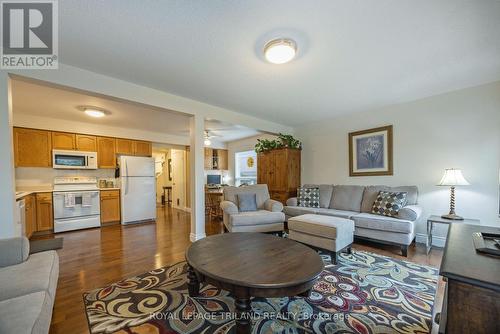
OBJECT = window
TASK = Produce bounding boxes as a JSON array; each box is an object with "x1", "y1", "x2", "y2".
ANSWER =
[{"x1": 235, "y1": 150, "x2": 257, "y2": 186}]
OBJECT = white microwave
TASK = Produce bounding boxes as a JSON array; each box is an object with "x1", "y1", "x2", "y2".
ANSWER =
[{"x1": 52, "y1": 150, "x2": 98, "y2": 169}]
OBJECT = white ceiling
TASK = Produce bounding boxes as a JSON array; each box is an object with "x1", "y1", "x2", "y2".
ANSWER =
[
  {"x1": 56, "y1": 1, "x2": 500, "y2": 126},
  {"x1": 11, "y1": 79, "x2": 262, "y2": 143}
]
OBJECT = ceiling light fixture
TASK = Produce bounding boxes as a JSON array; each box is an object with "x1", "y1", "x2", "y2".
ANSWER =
[
  {"x1": 204, "y1": 130, "x2": 211, "y2": 146},
  {"x1": 264, "y1": 38, "x2": 297, "y2": 64},
  {"x1": 78, "y1": 106, "x2": 110, "y2": 118}
]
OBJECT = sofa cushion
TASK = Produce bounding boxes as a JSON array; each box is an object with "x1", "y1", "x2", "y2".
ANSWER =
[
  {"x1": 371, "y1": 191, "x2": 408, "y2": 218},
  {"x1": 224, "y1": 184, "x2": 270, "y2": 209},
  {"x1": 284, "y1": 206, "x2": 318, "y2": 217},
  {"x1": 303, "y1": 184, "x2": 334, "y2": 208},
  {"x1": 330, "y1": 185, "x2": 365, "y2": 212},
  {"x1": 236, "y1": 193, "x2": 257, "y2": 212},
  {"x1": 0, "y1": 237, "x2": 30, "y2": 268},
  {"x1": 297, "y1": 187, "x2": 320, "y2": 208},
  {"x1": 314, "y1": 208, "x2": 360, "y2": 219},
  {"x1": 361, "y1": 185, "x2": 390, "y2": 213},
  {"x1": 288, "y1": 214, "x2": 354, "y2": 239},
  {"x1": 0, "y1": 291, "x2": 52, "y2": 334},
  {"x1": 352, "y1": 213, "x2": 414, "y2": 234},
  {"x1": 0, "y1": 250, "x2": 59, "y2": 301},
  {"x1": 355, "y1": 227, "x2": 415, "y2": 246},
  {"x1": 229, "y1": 210, "x2": 285, "y2": 227}
]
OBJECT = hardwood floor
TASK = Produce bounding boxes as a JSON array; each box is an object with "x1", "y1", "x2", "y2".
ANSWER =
[{"x1": 35, "y1": 206, "x2": 444, "y2": 334}]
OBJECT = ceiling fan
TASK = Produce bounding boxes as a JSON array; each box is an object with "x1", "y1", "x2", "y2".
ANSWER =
[{"x1": 204, "y1": 130, "x2": 221, "y2": 146}]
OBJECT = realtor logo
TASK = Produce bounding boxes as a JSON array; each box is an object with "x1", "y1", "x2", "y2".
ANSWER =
[{"x1": 1, "y1": 0, "x2": 58, "y2": 69}]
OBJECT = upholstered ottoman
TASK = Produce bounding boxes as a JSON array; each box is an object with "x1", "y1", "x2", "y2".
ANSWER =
[{"x1": 288, "y1": 214, "x2": 354, "y2": 264}]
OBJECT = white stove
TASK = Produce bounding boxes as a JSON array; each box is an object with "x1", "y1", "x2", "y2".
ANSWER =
[{"x1": 53, "y1": 177, "x2": 101, "y2": 233}]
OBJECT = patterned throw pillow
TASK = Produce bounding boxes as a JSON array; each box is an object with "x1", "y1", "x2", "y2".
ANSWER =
[
  {"x1": 297, "y1": 187, "x2": 320, "y2": 208},
  {"x1": 371, "y1": 191, "x2": 408, "y2": 217}
]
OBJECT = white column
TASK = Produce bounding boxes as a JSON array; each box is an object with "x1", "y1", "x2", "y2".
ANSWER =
[
  {"x1": 0, "y1": 72, "x2": 17, "y2": 238},
  {"x1": 189, "y1": 114, "x2": 206, "y2": 241}
]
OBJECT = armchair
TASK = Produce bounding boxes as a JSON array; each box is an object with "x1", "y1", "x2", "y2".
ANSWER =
[{"x1": 220, "y1": 184, "x2": 285, "y2": 233}]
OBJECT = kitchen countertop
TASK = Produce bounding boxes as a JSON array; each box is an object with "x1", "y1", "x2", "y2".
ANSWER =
[
  {"x1": 15, "y1": 187, "x2": 120, "y2": 200},
  {"x1": 16, "y1": 187, "x2": 53, "y2": 200}
]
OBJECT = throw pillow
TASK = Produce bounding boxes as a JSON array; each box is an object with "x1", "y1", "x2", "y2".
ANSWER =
[
  {"x1": 236, "y1": 193, "x2": 258, "y2": 212},
  {"x1": 371, "y1": 191, "x2": 408, "y2": 217},
  {"x1": 297, "y1": 187, "x2": 320, "y2": 208}
]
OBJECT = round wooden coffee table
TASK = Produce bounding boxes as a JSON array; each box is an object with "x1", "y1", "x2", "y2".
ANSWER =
[{"x1": 185, "y1": 232, "x2": 324, "y2": 334}]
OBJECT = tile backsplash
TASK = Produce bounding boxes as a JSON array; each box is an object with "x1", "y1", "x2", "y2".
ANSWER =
[{"x1": 15, "y1": 167, "x2": 116, "y2": 188}]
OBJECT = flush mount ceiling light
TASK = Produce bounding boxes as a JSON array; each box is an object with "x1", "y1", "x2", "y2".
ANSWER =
[
  {"x1": 77, "y1": 106, "x2": 110, "y2": 118},
  {"x1": 264, "y1": 38, "x2": 297, "y2": 64}
]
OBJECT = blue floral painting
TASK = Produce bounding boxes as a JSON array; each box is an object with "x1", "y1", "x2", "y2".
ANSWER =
[{"x1": 356, "y1": 135, "x2": 384, "y2": 169}]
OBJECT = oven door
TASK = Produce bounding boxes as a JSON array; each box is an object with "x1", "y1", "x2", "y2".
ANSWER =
[{"x1": 53, "y1": 191, "x2": 100, "y2": 219}]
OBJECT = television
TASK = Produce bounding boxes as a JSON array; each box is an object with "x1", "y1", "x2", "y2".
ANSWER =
[{"x1": 207, "y1": 174, "x2": 221, "y2": 185}]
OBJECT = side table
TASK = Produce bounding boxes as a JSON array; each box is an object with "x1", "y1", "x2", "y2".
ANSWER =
[{"x1": 426, "y1": 215, "x2": 480, "y2": 254}]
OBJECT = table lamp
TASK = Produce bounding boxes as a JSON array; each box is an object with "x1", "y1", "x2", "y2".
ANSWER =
[{"x1": 437, "y1": 168, "x2": 470, "y2": 220}]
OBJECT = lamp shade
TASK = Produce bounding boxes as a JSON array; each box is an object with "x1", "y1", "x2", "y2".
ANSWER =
[{"x1": 437, "y1": 168, "x2": 470, "y2": 186}]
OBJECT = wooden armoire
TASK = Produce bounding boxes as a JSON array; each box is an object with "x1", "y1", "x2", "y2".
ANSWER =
[{"x1": 257, "y1": 148, "x2": 301, "y2": 204}]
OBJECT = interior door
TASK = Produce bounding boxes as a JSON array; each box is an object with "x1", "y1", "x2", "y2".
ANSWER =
[{"x1": 171, "y1": 149, "x2": 186, "y2": 208}]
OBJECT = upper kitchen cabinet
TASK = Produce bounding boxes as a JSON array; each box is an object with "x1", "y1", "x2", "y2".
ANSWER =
[
  {"x1": 116, "y1": 138, "x2": 134, "y2": 155},
  {"x1": 14, "y1": 127, "x2": 52, "y2": 167},
  {"x1": 204, "y1": 148, "x2": 228, "y2": 170},
  {"x1": 76, "y1": 134, "x2": 97, "y2": 151},
  {"x1": 52, "y1": 131, "x2": 76, "y2": 150},
  {"x1": 134, "y1": 140, "x2": 152, "y2": 157},
  {"x1": 97, "y1": 137, "x2": 116, "y2": 168}
]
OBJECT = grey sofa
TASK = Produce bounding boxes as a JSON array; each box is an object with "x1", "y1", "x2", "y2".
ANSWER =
[
  {"x1": 0, "y1": 237, "x2": 59, "y2": 334},
  {"x1": 285, "y1": 185, "x2": 422, "y2": 256},
  {"x1": 221, "y1": 184, "x2": 285, "y2": 233}
]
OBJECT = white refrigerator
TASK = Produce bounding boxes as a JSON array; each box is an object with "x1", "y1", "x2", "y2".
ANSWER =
[{"x1": 120, "y1": 156, "x2": 156, "y2": 225}]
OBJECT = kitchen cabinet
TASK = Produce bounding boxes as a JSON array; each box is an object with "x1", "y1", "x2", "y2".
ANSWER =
[
  {"x1": 36, "y1": 192, "x2": 53, "y2": 232},
  {"x1": 24, "y1": 194, "x2": 36, "y2": 238},
  {"x1": 100, "y1": 190, "x2": 121, "y2": 224},
  {"x1": 218, "y1": 149, "x2": 228, "y2": 170},
  {"x1": 13, "y1": 127, "x2": 52, "y2": 167},
  {"x1": 97, "y1": 137, "x2": 116, "y2": 168},
  {"x1": 116, "y1": 138, "x2": 134, "y2": 155},
  {"x1": 257, "y1": 148, "x2": 301, "y2": 204},
  {"x1": 133, "y1": 140, "x2": 152, "y2": 157},
  {"x1": 204, "y1": 148, "x2": 213, "y2": 169},
  {"x1": 52, "y1": 132, "x2": 76, "y2": 150},
  {"x1": 76, "y1": 134, "x2": 97, "y2": 151},
  {"x1": 204, "y1": 148, "x2": 228, "y2": 170}
]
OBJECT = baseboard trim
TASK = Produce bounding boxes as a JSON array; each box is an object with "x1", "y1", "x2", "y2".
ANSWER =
[
  {"x1": 415, "y1": 233, "x2": 446, "y2": 248},
  {"x1": 190, "y1": 232, "x2": 206, "y2": 242}
]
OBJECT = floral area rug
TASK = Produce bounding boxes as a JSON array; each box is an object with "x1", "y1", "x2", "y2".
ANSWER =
[{"x1": 83, "y1": 251, "x2": 438, "y2": 334}]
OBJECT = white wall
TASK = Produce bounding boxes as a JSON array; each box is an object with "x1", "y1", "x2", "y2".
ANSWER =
[
  {"x1": 226, "y1": 133, "x2": 277, "y2": 185},
  {"x1": 0, "y1": 73, "x2": 17, "y2": 238},
  {"x1": 296, "y1": 81, "x2": 500, "y2": 244}
]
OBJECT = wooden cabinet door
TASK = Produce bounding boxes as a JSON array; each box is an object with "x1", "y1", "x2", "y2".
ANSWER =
[
  {"x1": 116, "y1": 138, "x2": 134, "y2": 155},
  {"x1": 204, "y1": 148, "x2": 213, "y2": 169},
  {"x1": 257, "y1": 152, "x2": 271, "y2": 185},
  {"x1": 76, "y1": 134, "x2": 97, "y2": 151},
  {"x1": 52, "y1": 132, "x2": 75, "y2": 150},
  {"x1": 272, "y1": 149, "x2": 288, "y2": 191},
  {"x1": 13, "y1": 128, "x2": 52, "y2": 167},
  {"x1": 97, "y1": 137, "x2": 116, "y2": 168},
  {"x1": 36, "y1": 192, "x2": 53, "y2": 232},
  {"x1": 100, "y1": 190, "x2": 121, "y2": 224},
  {"x1": 133, "y1": 140, "x2": 152, "y2": 157},
  {"x1": 218, "y1": 149, "x2": 228, "y2": 170},
  {"x1": 24, "y1": 194, "x2": 37, "y2": 238}
]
